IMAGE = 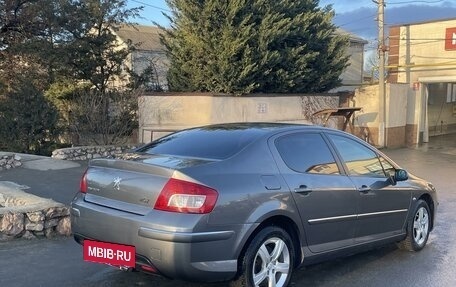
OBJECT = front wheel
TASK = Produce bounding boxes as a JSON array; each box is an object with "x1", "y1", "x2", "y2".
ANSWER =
[
  {"x1": 397, "y1": 199, "x2": 431, "y2": 251},
  {"x1": 231, "y1": 226, "x2": 294, "y2": 287}
]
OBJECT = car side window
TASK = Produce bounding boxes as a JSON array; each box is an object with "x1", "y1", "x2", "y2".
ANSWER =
[
  {"x1": 328, "y1": 134, "x2": 386, "y2": 177},
  {"x1": 379, "y1": 156, "x2": 396, "y2": 177},
  {"x1": 275, "y1": 133, "x2": 340, "y2": 175}
]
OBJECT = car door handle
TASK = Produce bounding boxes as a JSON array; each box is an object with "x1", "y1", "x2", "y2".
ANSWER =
[
  {"x1": 294, "y1": 185, "x2": 313, "y2": 194},
  {"x1": 358, "y1": 185, "x2": 371, "y2": 193}
]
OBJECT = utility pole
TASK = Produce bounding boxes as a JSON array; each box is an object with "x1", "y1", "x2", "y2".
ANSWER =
[{"x1": 375, "y1": 0, "x2": 386, "y2": 147}]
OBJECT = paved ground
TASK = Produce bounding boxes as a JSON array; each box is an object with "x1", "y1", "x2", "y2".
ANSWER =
[
  {"x1": 0, "y1": 154, "x2": 85, "y2": 204},
  {"x1": 0, "y1": 135, "x2": 456, "y2": 286}
]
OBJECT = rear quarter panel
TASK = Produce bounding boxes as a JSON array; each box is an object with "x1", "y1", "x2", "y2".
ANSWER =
[{"x1": 180, "y1": 137, "x2": 304, "y2": 256}]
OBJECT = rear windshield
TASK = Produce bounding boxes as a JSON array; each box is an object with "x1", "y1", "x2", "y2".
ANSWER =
[{"x1": 137, "y1": 127, "x2": 267, "y2": 160}]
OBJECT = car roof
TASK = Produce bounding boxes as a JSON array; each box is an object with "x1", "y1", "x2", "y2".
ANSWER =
[
  {"x1": 137, "y1": 123, "x2": 334, "y2": 160},
  {"x1": 190, "y1": 122, "x2": 320, "y2": 135}
]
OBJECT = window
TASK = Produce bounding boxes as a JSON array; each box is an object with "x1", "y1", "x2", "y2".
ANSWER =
[
  {"x1": 446, "y1": 83, "x2": 456, "y2": 103},
  {"x1": 275, "y1": 133, "x2": 340, "y2": 175},
  {"x1": 328, "y1": 134, "x2": 386, "y2": 177},
  {"x1": 137, "y1": 126, "x2": 267, "y2": 160},
  {"x1": 379, "y1": 156, "x2": 396, "y2": 177}
]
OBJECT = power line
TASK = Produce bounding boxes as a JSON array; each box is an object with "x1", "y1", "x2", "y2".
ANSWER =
[
  {"x1": 387, "y1": 0, "x2": 444, "y2": 4},
  {"x1": 388, "y1": 37, "x2": 451, "y2": 40},
  {"x1": 130, "y1": 0, "x2": 172, "y2": 13},
  {"x1": 338, "y1": 13, "x2": 377, "y2": 27}
]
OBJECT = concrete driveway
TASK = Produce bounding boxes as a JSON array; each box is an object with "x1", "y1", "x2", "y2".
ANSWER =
[{"x1": 0, "y1": 139, "x2": 455, "y2": 287}]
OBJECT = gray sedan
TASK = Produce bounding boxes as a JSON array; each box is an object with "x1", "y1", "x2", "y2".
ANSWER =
[{"x1": 70, "y1": 123, "x2": 438, "y2": 287}]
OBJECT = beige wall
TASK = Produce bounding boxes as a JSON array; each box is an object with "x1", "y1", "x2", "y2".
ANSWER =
[
  {"x1": 138, "y1": 93, "x2": 342, "y2": 143},
  {"x1": 387, "y1": 84, "x2": 409, "y2": 128},
  {"x1": 395, "y1": 19, "x2": 456, "y2": 84},
  {"x1": 353, "y1": 85, "x2": 380, "y2": 127},
  {"x1": 353, "y1": 83, "x2": 411, "y2": 147}
]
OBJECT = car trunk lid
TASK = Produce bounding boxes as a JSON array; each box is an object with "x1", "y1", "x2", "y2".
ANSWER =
[{"x1": 82, "y1": 154, "x2": 214, "y2": 215}]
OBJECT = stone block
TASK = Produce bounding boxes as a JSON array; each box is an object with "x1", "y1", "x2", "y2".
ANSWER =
[
  {"x1": 45, "y1": 207, "x2": 70, "y2": 219},
  {"x1": 44, "y1": 218, "x2": 59, "y2": 229},
  {"x1": 25, "y1": 219, "x2": 44, "y2": 231},
  {"x1": 33, "y1": 231, "x2": 45, "y2": 237},
  {"x1": 56, "y1": 217, "x2": 71, "y2": 236},
  {"x1": 44, "y1": 227, "x2": 55, "y2": 238},
  {"x1": 26, "y1": 211, "x2": 44, "y2": 222},
  {"x1": 0, "y1": 213, "x2": 24, "y2": 237},
  {"x1": 22, "y1": 231, "x2": 36, "y2": 240}
]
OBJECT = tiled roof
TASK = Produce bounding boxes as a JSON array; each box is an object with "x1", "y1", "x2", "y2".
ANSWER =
[
  {"x1": 115, "y1": 25, "x2": 164, "y2": 51},
  {"x1": 336, "y1": 28, "x2": 368, "y2": 44}
]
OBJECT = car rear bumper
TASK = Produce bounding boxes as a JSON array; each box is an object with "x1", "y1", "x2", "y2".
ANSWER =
[
  {"x1": 70, "y1": 194, "x2": 245, "y2": 282},
  {"x1": 137, "y1": 226, "x2": 235, "y2": 243}
]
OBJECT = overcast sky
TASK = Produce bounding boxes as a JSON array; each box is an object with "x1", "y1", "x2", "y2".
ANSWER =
[{"x1": 128, "y1": 0, "x2": 456, "y2": 52}]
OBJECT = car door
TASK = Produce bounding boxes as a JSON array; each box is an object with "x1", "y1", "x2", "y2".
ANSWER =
[
  {"x1": 270, "y1": 131, "x2": 359, "y2": 253},
  {"x1": 326, "y1": 133, "x2": 412, "y2": 243}
]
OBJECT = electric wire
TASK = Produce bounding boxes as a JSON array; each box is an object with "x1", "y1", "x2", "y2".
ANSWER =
[
  {"x1": 387, "y1": 0, "x2": 444, "y2": 4},
  {"x1": 130, "y1": 0, "x2": 172, "y2": 13}
]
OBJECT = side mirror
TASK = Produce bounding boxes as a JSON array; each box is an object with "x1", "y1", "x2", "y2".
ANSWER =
[{"x1": 395, "y1": 169, "x2": 408, "y2": 182}]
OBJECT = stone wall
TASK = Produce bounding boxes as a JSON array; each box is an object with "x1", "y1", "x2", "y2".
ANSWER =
[
  {"x1": 0, "y1": 154, "x2": 22, "y2": 170},
  {"x1": 0, "y1": 207, "x2": 71, "y2": 241},
  {"x1": 1, "y1": 177, "x2": 72, "y2": 241},
  {"x1": 52, "y1": 146, "x2": 136, "y2": 161}
]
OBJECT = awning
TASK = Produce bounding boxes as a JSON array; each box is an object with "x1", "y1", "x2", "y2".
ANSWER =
[{"x1": 312, "y1": 107, "x2": 362, "y2": 132}]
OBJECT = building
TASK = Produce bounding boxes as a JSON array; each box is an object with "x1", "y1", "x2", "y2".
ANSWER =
[
  {"x1": 333, "y1": 28, "x2": 369, "y2": 92},
  {"x1": 388, "y1": 17, "x2": 456, "y2": 143},
  {"x1": 113, "y1": 25, "x2": 169, "y2": 91}
]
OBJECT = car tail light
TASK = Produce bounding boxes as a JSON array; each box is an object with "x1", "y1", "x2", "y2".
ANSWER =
[
  {"x1": 154, "y1": 178, "x2": 218, "y2": 214},
  {"x1": 80, "y1": 169, "x2": 88, "y2": 193}
]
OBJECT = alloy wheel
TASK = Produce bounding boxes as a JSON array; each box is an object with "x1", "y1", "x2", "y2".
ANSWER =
[
  {"x1": 252, "y1": 237, "x2": 290, "y2": 287},
  {"x1": 413, "y1": 206, "x2": 429, "y2": 246}
]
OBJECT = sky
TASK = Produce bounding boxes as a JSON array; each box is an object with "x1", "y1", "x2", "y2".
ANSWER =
[{"x1": 127, "y1": 0, "x2": 456, "y2": 52}]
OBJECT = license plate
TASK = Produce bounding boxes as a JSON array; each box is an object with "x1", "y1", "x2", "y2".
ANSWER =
[{"x1": 83, "y1": 240, "x2": 136, "y2": 268}]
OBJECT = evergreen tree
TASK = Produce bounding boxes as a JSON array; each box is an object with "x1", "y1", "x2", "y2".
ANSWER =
[{"x1": 161, "y1": 0, "x2": 349, "y2": 94}]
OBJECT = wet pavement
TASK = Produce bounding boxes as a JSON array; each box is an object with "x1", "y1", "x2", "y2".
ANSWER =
[{"x1": 1, "y1": 137, "x2": 456, "y2": 287}]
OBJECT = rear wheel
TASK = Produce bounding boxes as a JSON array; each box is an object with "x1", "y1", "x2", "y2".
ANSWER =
[
  {"x1": 231, "y1": 226, "x2": 294, "y2": 287},
  {"x1": 397, "y1": 200, "x2": 431, "y2": 251}
]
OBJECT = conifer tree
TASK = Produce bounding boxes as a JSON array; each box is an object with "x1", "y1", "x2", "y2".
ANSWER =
[{"x1": 161, "y1": 0, "x2": 349, "y2": 94}]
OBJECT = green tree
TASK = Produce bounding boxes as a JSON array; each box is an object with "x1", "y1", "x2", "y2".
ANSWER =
[
  {"x1": 0, "y1": 72, "x2": 59, "y2": 155},
  {"x1": 161, "y1": 0, "x2": 349, "y2": 94},
  {"x1": 52, "y1": 0, "x2": 142, "y2": 145},
  {"x1": 0, "y1": 0, "x2": 144, "y2": 150},
  {"x1": 0, "y1": 0, "x2": 41, "y2": 49},
  {"x1": 58, "y1": 0, "x2": 141, "y2": 93}
]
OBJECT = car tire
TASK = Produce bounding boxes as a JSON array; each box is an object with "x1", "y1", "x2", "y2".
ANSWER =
[
  {"x1": 397, "y1": 199, "x2": 431, "y2": 251},
  {"x1": 231, "y1": 226, "x2": 294, "y2": 287}
]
